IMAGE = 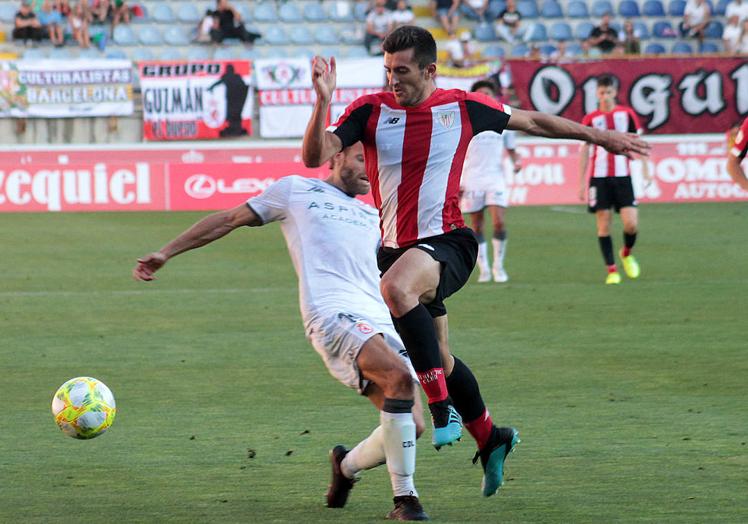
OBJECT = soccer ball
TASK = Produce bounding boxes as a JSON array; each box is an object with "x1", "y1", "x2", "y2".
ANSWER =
[{"x1": 51, "y1": 377, "x2": 116, "y2": 440}]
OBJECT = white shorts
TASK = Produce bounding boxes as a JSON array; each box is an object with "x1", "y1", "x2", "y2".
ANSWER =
[
  {"x1": 460, "y1": 188, "x2": 508, "y2": 213},
  {"x1": 307, "y1": 311, "x2": 417, "y2": 394}
]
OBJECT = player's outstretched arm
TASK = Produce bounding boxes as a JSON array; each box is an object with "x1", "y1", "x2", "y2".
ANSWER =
[
  {"x1": 507, "y1": 108, "x2": 651, "y2": 159},
  {"x1": 578, "y1": 142, "x2": 590, "y2": 201},
  {"x1": 132, "y1": 203, "x2": 261, "y2": 281},
  {"x1": 302, "y1": 56, "x2": 343, "y2": 167},
  {"x1": 726, "y1": 154, "x2": 748, "y2": 191}
]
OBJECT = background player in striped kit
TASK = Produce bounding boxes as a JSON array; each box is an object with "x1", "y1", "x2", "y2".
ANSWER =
[
  {"x1": 578, "y1": 74, "x2": 651, "y2": 285},
  {"x1": 132, "y1": 143, "x2": 429, "y2": 521},
  {"x1": 302, "y1": 25, "x2": 650, "y2": 496},
  {"x1": 726, "y1": 116, "x2": 748, "y2": 191},
  {"x1": 459, "y1": 79, "x2": 522, "y2": 283}
]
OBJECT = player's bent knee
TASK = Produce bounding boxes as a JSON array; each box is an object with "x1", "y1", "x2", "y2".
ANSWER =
[{"x1": 385, "y1": 367, "x2": 414, "y2": 400}]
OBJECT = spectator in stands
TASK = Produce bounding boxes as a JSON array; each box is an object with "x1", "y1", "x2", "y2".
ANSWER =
[
  {"x1": 13, "y1": 0, "x2": 43, "y2": 46},
  {"x1": 391, "y1": 0, "x2": 414, "y2": 27},
  {"x1": 196, "y1": 9, "x2": 217, "y2": 43},
  {"x1": 210, "y1": 0, "x2": 260, "y2": 44},
  {"x1": 550, "y1": 40, "x2": 570, "y2": 62},
  {"x1": 461, "y1": 0, "x2": 489, "y2": 22},
  {"x1": 726, "y1": 0, "x2": 748, "y2": 22},
  {"x1": 580, "y1": 39, "x2": 603, "y2": 59},
  {"x1": 679, "y1": 0, "x2": 711, "y2": 44},
  {"x1": 619, "y1": 19, "x2": 641, "y2": 54},
  {"x1": 364, "y1": 0, "x2": 393, "y2": 55},
  {"x1": 431, "y1": 0, "x2": 459, "y2": 38},
  {"x1": 494, "y1": 0, "x2": 538, "y2": 43},
  {"x1": 587, "y1": 13, "x2": 619, "y2": 53},
  {"x1": 69, "y1": 0, "x2": 91, "y2": 48},
  {"x1": 723, "y1": 14, "x2": 742, "y2": 52},
  {"x1": 56, "y1": 0, "x2": 71, "y2": 17},
  {"x1": 38, "y1": 0, "x2": 65, "y2": 46},
  {"x1": 444, "y1": 30, "x2": 482, "y2": 67},
  {"x1": 110, "y1": 0, "x2": 129, "y2": 34},
  {"x1": 88, "y1": 0, "x2": 109, "y2": 24},
  {"x1": 739, "y1": 18, "x2": 748, "y2": 53}
]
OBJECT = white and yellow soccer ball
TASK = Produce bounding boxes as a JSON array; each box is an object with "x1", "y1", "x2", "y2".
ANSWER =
[{"x1": 52, "y1": 377, "x2": 116, "y2": 439}]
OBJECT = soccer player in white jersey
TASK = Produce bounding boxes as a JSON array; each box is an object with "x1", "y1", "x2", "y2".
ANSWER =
[
  {"x1": 302, "y1": 25, "x2": 649, "y2": 496},
  {"x1": 460, "y1": 79, "x2": 521, "y2": 283},
  {"x1": 132, "y1": 143, "x2": 429, "y2": 521},
  {"x1": 578, "y1": 74, "x2": 650, "y2": 285}
]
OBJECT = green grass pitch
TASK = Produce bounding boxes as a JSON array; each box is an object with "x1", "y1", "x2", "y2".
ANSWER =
[{"x1": 1, "y1": 203, "x2": 747, "y2": 523}]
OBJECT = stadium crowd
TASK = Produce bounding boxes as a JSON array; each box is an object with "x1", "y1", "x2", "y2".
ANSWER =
[{"x1": 1, "y1": 0, "x2": 747, "y2": 60}]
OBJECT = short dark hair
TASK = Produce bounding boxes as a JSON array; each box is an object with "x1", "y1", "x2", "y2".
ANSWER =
[
  {"x1": 470, "y1": 79, "x2": 498, "y2": 94},
  {"x1": 596, "y1": 74, "x2": 618, "y2": 88},
  {"x1": 382, "y1": 26, "x2": 437, "y2": 69}
]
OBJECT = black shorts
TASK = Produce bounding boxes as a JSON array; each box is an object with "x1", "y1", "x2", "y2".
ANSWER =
[
  {"x1": 377, "y1": 228, "x2": 478, "y2": 318},
  {"x1": 587, "y1": 176, "x2": 637, "y2": 213}
]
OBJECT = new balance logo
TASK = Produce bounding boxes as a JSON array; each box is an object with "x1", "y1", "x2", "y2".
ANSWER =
[{"x1": 385, "y1": 117, "x2": 400, "y2": 125}]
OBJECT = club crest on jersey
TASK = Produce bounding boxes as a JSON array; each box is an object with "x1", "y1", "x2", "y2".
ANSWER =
[
  {"x1": 437, "y1": 111, "x2": 455, "y2": 129},
  {"x1": 356, "y1": 322, "x2": 374, "y2": 335}
]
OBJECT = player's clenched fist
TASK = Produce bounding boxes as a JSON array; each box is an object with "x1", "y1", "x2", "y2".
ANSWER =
[
  {"x1": 311, "y1": 56, "x2": 336, "y2": 104},
  {"x1": 132, "y1": 252, "x2": 168, "y2": 281}
]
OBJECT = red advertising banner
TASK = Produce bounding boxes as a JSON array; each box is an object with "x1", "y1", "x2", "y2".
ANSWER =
[
  {"x1": 507, "y1": 57, "x2": 748, "y2": 135},
  {"x1": 1, "y1": 137, "x2": 745, "y2": 212},
  {"x1": 139, "y1": 61, "x2": 253, "y2": 141}
]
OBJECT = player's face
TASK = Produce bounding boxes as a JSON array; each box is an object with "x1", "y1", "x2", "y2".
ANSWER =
[
  {"x1": 384, "y1": 49, "x2": 436, "y2": 107},
  {"x1": 337, "y1": 142, "x2": 369, "y2": 195},
  {"x1": 596, "y1": 85, "x2": 617, "y2": 108}
]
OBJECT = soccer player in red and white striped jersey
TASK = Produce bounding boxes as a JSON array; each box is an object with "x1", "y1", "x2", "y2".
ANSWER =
[
  {"x1": 578, "y1": 74, "x2": 651, "y2": 285},
  {"x1": 727, "y1": 116, "x2": 748, "y2": 191},
  {"x1": 303, "y1": 26, "x2": 650, "y2": 496}
]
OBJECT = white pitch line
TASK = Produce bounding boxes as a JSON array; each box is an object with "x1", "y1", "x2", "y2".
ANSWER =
[
  {"x1": 549, "y1": 206, "x2": 587, "y2": 214},
  {"x1": 0, "y1": 287, "x2": 289, "y2": 298}
]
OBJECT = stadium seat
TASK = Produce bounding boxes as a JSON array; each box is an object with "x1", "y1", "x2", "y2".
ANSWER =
[
  {"x1": 138, "y1": 26, "x2": 163, "y2": 46},
  {"x1": 289, "y1": 26, "x2": 314, "y2": 45},
  {"x1": 517, "y1": 0, "x2": 539, "y2": 18},
  {"x1": 262, "y1": 26, "x2": 288, "y2": 46},
  {"x1": 113, "y1": 25, "x2": 137, "y2": 46},
  {"x1": 131, "y1": 47, "x2": 155, "y2": 62},
  {"x1": 176, "y1": 4, "x2": 201, "y2": 23},
  {"x1": 340, "y1": 28, "x2": 364, "y2": 45},
  {"x1": 164, "y1": 26, "x2": 190, "y2": 46},
  {"x1": 510, "y1": 43, "x2": 529, "y2": 56},
  {"x1": 526, "y1": 22, "x2": 547, "y2": 41},
  {"x1": 151, "y1": 3, "x2": 175, "y2": 23},
  {"x1": 671, "y1": 41, "x2": 693, "y2": 54},
  {"x1": 266, "y1": 48, "x2": 289, "y2": 59},
  {"x1": 304, "y1": 2, "x2": 328, "y2": 22},
  {"x1": 49, "y1": 47, "x2": 75, "y2": 60},
  {"x1": 634, "y1": 20, "x2": 650, "y2": 39},
  {"x1": 236, "y1": 4, "x2": 252, "y2": 22},
  {"x1": 78, "y1": 47, "x2": 104, "y2": 60},
  {"x1": 642, "y1": 0, "x2": 665, "y2": 16},
  {"x1": 644, "y1": 42, "x2": 666, "y2": 53},
  {"x1": 700, "y1": 41, "x2": 721, "y2": 52},
  {"x1": 253, "y1": 3, "x2": 279, "y2": 22},
  {"x1": 353, "y1": 1, "x2": 369, "y2": 22},
  {"x1": 714, "y1": 0, "x2": 729, "y2": 15},
  {"x1": 320, "y1": 46, "x2": 342, "y2": 58},
  {"x1": 213, "y1": 47, "x2": 239, "y2": 60},
  {"x1": 567, "y1": 1, "x2": 589, "y2": 17},
  {"x1": 22, "y1": 48, "x2": 47, "y2": 60},
  {"x1": 486, "y1": 0, "x2": 507, "y2": 19},
  {"x1": 0, "y1": 3, "x2": 17, "y2": 23},
  {"x1": 474, "y1": 22, "x2": 497, "y2": 41},
  {"x1": 591, "y1": 0, "x2": 615, "y2": 16},
  {"x1": 575, "y1": 21, "x2": 595, "y2": 40},
  {"x1": 540, "y1": 0, "x2": 564, "y2": 17},
  {"x1": 704, "y1": 21, "x2": 723, "y2": 39},
  {"x1": 539, "y1": 43, "x2": 557, "y2": 55},
  {"x1": 159, "y1": 48, "x2": 183, "y2": 60},
  {"x1": 315, "y1": 26, "x2": 339, "y2": 45},
  {"x1": 483, "y1": 44, "x2": 506, "y2": 58},
  {"x1": 105, "y1": 48, "x2": 128, "y2": 59},
  {"x1": 279, "y1": 3, "x2": 303, "y2": 23},
  {"x1": 618, "y1": 0, "x2": 641, "y2": 16},
  {"x1": 550, "y1": 21, "x2": 573, "y2": 40},
  {"x1": 347, "y1": 46, "x2": 371, "y2": 58},
  {"x1": 653, "y1": 20, "x2": 676, "y2": 37},
  {"x1": 328, "y1": 1, "x2": 354, "y2": 22},
  {"x1": 566, "y1": 42, "x2": 583, "y2": 55},
  {"x1": 295, "y1": 47, "x2": 317, "y2": 59},
  {"x1": 186, "y1": 47, "x2": 211, "y2": 60},
  {"x1": 668, "y1": 0, "x2": 686, "y2": 15},
  {"x1": 240, "y1": 47, "x2": 261, "y2": 60}
]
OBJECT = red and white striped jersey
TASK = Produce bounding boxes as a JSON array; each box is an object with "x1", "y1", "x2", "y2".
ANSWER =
[
  {"x1": 332, "y1": 88, "x2": 511, "y2": 249},
  {"x1": 581, "y1": 105, "x2": 643, "y2": 179},
  {"x1": 730, "y1": 117, "x2": 748, "y2": 161}
]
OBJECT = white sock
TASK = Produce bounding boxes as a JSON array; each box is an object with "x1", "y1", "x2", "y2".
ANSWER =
[
  {"x1": 341, "y1": 425, "x2": 385, "y2": 479},
  {"x1": 477, "y1": 241, "x2": 490, "y2": 274},
  {"x1": 492, "y1": 238, "x2": 507, "y2": 269},
  {"x1": 381, "y1": 410, "x2": 418, "y2": 498}
]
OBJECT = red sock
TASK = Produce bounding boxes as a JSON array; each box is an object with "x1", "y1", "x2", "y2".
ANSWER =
[
  {"x1": 417, "y1": 368, "x2": 449, "y2": 403},
  {"x1": 607, "y1": 264, "x2": 617, "y2": 273},
  {"x1": 622, "y1": 246, "x2": 632, "y2": 257},
  {"x1": 465, "y1": 409, "x2": 494, "y2": 450}
]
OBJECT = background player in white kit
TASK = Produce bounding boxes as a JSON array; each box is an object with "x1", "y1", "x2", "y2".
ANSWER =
[
  {"x1": 132, "y1": 143, "x2": 430, "y2": 521},
  {"x1": 460, "y1": 79, "x2": 521, "y2": 283}
]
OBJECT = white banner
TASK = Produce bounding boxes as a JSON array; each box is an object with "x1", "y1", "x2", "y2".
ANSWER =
[
  {"x1": 256, "y1": 58, "x2": 384, "y2": 138},
  {"x1": 0, "y1": 60, "x2": 134, "y2": 117}
]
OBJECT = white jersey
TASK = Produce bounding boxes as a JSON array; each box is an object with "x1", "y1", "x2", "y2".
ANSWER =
[
  {"x1": 247, "y1": 175, "x2": 391, "y2": 330},
  {"x1": 460, "y1": 130, "x2": 516, "y2": 191}
]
